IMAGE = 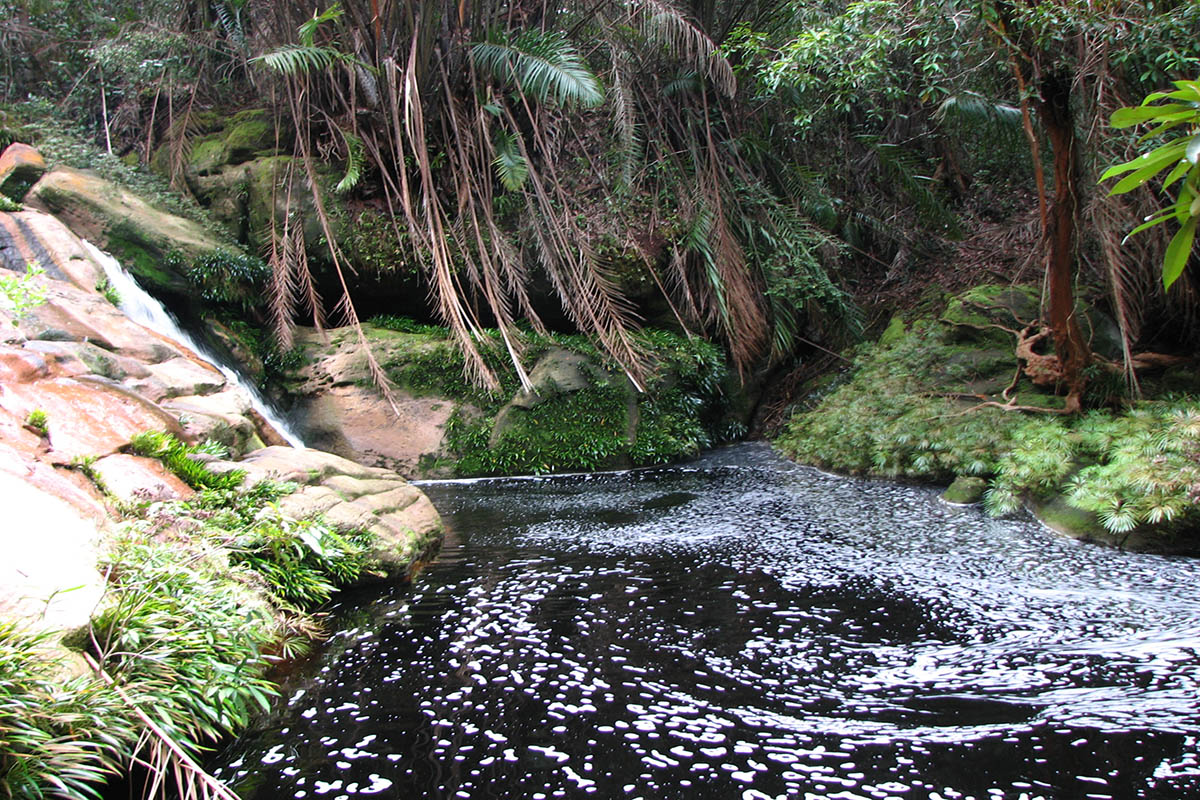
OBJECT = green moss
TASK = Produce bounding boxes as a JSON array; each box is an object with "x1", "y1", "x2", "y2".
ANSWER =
[
  {"x1": 187, "y1": 135, "x2": 228, "y2": 174},
  {"x1": 222, "y1": 110, "x2": 274, "y2": 159},
  {"x1": 878, "y1": 315, "x2": 907, "y2": 348},
  {"x1": 942, "y1": 475, "x2": 986, "y2": 504},
  {"x1": 775, "y1": 295, "x2": 1200, "y2": 542}
]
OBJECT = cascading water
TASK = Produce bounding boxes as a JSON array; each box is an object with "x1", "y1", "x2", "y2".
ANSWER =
[{"x1": 82, "y1": 241, "x2": 306, "y2": 448}]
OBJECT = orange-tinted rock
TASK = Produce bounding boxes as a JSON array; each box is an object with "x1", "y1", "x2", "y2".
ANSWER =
[
  {"x1": 0, "y1": 376, "x2": 185, "y2": 461},
  {"x1": 0, "y1": 345, "x2": 49, "y2": 383},
  {"x1": 0, "y1": 143, "x2": 46, "y2": 200},
  {"x1": 92, "y1": 453, "x2": 194, "y2": 504},
  {"x1": 0, "y1": 211, "x2": 102, "y2": 289}
]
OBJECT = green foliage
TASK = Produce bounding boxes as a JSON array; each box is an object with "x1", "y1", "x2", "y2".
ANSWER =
[
  {"x1": 0, "y1": 624, "x2": 134, "y2": 800},
  {"x1": 449, "y1": 387, "x2": 631, "y2": 475},
  {"x1": 92, "y1": 535, "x2": 279, "y2": 755},
  {"x1": 93, "y1": 275, "x2": 121, "y2": 307},
  {"x1": 777, "y1": 311, "x2": 1200, "y2": 536},
  {"x1": 0, "y1": 194, "x2": 21, "y2": 211},
  {"x1": 127, "y1": 430, "x2": 245, "y2": 490},
  {"x1": 492, "y1": 129, "x2": 529, "y2": 191},
  {"x1": 0, "y1": 262, "x2": 46, "y2": 325},
  {"x1": 229, "y1": 508, "x2": 375, "y2": 608},
  {"x1": 369, "y1": 315, "x2": 449, "y2": 336},
  {"x1": 25, "y1": 408, "x2": 48, "y2": 436},
  {"x1": 1101, "y1": 78, "x2": 1200, "y2": 290},
  {"x1": 165, "y1": 249, "x2": 269, "y2": 311},
  {"x1": 333, "y1": 128, "x2": 364, "y2": 194},
  {"x1": 472, "y1": 30, "x2": 604, "y2": 108}
]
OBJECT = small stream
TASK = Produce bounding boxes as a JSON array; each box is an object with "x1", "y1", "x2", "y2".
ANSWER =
[
  {"x1": 214, "y1": 444, "x2": 1200, "y2": 799},
  {"x1": 82, "y1": 241, "x2": 306, "y2": 448}
]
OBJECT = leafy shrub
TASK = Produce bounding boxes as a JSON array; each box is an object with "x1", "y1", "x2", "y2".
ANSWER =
[
  {"x1": 0, "y1": 624, "x2": 134, "y2": 799},
  {"x1": 127, "y1": 431, "x2": 244, "y2": 490},
  {"x1": 229, "y1": 506, "x2": 375, "y2": 608},
  {"x1": 164, "y1": 249, "x2": 269, "y2": 312},
  {"x1": 0, "y1": 263, "x2": 47, "y2": 325},
  {"x1": 25, "y1": 409, "x2": 48, "y2": 436}
]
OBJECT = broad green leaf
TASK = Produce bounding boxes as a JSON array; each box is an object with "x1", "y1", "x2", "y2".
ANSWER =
[
  {"x1": 1163, "y1": 215, "x2": 1198, "y2": 290},
  {"x1": 1123, "y1": 207, "x2": 1176, "y2": 239},
  {"x1": 1110, "y1": 103, "x2": 1194, "y2": 128},
  {"x1": 1162, "y1": 158, "x2": 1194, "y2": 190},
  {"x1": 1108, "y1": 144, "x2": 1188, "y2": 194},
  {"x1": 1187, "y1": 133, "x2": 1200, "y2": 165}
]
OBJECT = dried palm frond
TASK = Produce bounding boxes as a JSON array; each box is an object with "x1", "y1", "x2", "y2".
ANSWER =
[{"x1": 626, "y1": 0, "x2": 736, "y2": 97}]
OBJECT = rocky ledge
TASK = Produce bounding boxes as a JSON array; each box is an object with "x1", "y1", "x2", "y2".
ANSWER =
[{"x1": 0, "y1": 193, "x2": 442, "y2": 656}]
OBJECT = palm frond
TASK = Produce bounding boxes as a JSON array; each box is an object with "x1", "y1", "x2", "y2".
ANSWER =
[
  {"x1": 491, "y1": 129, "x2": 529, "y2": 191},
  {"x1": 471, "y1": 31, "x2": 604, "y2": 108},
  {"x1": 334, "y1": 128, "x2": 365, "y2": 194},
  {"x1": 630, "y1": 0, "x2": 736, "y2": 97},
  {"x1": 254, "y1": 45, "x2": 345, "y2": 76}
]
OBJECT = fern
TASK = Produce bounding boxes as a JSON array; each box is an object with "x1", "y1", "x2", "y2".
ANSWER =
[
  {"x1": 491, "y1": 129, "x2": 529, "y2": 191},
  {"x1": 471, "y1": 30, "x2": 604, "y2": 108},
  {"x1": 334, "y1": 129, "x2": 365, "y2": 194}
]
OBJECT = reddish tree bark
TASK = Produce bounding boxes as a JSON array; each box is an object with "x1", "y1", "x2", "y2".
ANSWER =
[{"x1": 1036, "y1": 71, "x2": 1091, "y2": 412}]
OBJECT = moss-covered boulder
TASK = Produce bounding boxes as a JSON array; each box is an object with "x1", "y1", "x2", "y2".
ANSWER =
[
  {"x1": 25, "y1": 167, "x2": 235, "y2": 296},
  {"x1": 942, "y1": 475, "x2": 987, "y2": 505},
  {"x1": 290, "y1": 320, "x2": 740, "y2": 478}
]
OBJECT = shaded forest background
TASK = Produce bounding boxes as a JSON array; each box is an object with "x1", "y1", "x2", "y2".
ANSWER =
[{"x1": 2, "y1": 0, "x2": 1199, "y2": 413}]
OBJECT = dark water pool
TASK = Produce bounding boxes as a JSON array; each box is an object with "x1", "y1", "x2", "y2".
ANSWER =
[{"x1": 214, "y1": 444, "x2": 1200, "y2": 799}]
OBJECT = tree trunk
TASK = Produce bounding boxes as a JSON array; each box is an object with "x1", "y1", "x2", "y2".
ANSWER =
[{"x1": 1036, "y1": 71, "x2": 1090, "y2": 412}]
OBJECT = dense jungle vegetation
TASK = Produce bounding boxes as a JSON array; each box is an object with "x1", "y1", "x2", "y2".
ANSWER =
[{"x1": 3, "y1": 1, "x2": 1200, "y2": 795}]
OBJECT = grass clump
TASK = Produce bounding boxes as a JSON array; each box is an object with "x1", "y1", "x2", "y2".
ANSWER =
[
  {"x1": 25, "y1": 408, "x2": 48, "y2": 436},
  {"x1": 776, "y1": 313, "x2": 1200, "y2": 537},
  {"x1": 0, "y1": 624, "x2": 135, "y2": 799},
  {"x1": 127, "y1": 431, "x2": 244, "y2": 490}
]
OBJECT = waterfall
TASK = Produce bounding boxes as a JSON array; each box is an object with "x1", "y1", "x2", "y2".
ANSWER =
[{"x1": 82, "y1": 241, "x2": 306, "y2": 449}]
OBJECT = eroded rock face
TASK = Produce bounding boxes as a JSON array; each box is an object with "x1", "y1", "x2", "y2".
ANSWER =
[
  {"x1": 25, "y1": 167, "x2": 232, "y2": 296},
  {"x1": 1, "y1": 205, "x2": 445, "y2": 647},
  {"x1": 290, "y1": 326, "x2": 458, "y2": 476},
  {"x1": 211, "y1": 446, "x2": 443, "y2": 581}
]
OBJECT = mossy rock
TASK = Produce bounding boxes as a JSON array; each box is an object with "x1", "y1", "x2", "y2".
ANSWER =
[
  {"x1": 188, "y1": 136, "x2": 229, "y2": 175},
  {"x1": 941, "y1": 284, "x2": 1039, "y2": 344},
  {"x1": 878, "y1": 315, "x2": 907, "y2": 348},
  {"x1": 223, "y1": 109, "x2": 276, "y2": 161},
  {"x1": 942, "y1": 475, "x2": 987, "y2": 505}
]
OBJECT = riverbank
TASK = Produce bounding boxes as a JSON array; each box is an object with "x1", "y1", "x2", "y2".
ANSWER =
[
  {"x1": 773, "y1": 285, "x2": 1200, "y2": 553},
  {"x1": 0, "y1": 196, "x2": 443, "y2": 798}
]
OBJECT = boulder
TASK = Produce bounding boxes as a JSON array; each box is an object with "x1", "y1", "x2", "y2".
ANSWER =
[
  {"x1": 91, "y1": 453, "x2": 194, "y2": 504},
  {"x1": 223, "y1": 445, "x2": 443, "y2": 581},
  {"x1": 25, "y1": 167, "x2": 235, "y2": 296},
  {"x1": 290, "y1": 326, "x2": 458, "y2": 476},
  {"x1": 942, "y1": 475, "x2": 987, "y2": 505},
  {"x1": 0, "y1": 143, "x2": 46, "y2": 200}
]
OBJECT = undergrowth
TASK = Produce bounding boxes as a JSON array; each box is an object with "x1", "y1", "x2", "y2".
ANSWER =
[
  {"x1": 0, "y1": 430, "x2": 382, "y2": 799},
  {"x1": 368, "y1": 317, "x2": 734, "y2": 475},
  {"x1": 776, "y1": 316, "x2": 1200, "y2": 536}
]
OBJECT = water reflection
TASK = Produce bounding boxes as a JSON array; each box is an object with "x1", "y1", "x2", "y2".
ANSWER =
[{"x1": 215, "y1": 444, "x2": 1200, "y2": 799}]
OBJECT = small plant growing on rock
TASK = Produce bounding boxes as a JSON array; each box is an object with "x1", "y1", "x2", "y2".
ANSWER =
[
  {"x1": 94, "y1": 275, "x2": 121, "y2": 306},
  {"x1": 24, "y1": 409, "x2": 48, "y2": 437},
  {"x1": 0, "y1": 262, "x2": 46, "y2": 325}
]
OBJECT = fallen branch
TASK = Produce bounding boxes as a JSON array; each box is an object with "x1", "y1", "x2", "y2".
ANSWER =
[{"x1": 83, "y1": 654, "x2": 243, "y2": 800}]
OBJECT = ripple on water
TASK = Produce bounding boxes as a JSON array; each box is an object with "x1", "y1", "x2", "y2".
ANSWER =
[{"x1": 214, "y1": 444, "x2": 1200, "y2": 799}]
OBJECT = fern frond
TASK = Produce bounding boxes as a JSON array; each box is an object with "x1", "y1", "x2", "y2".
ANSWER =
[
  {"x1": 492, "y1": 129, "x2": 529, "y2": 191},
  {"x1": 471, "y1": 31, "x2": 603, "y2": 108},
  {"x1": 334, "y1": 129, "x2": 364, "y2": 194}
]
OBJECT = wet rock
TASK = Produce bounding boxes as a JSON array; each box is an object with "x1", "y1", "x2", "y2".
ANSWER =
[
  {"x1": 0, "y1": 143, "x2": 46, "y2": 200},
  {"x1": 91, "y1": 453, "x2": 194, "y2": 505}
]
